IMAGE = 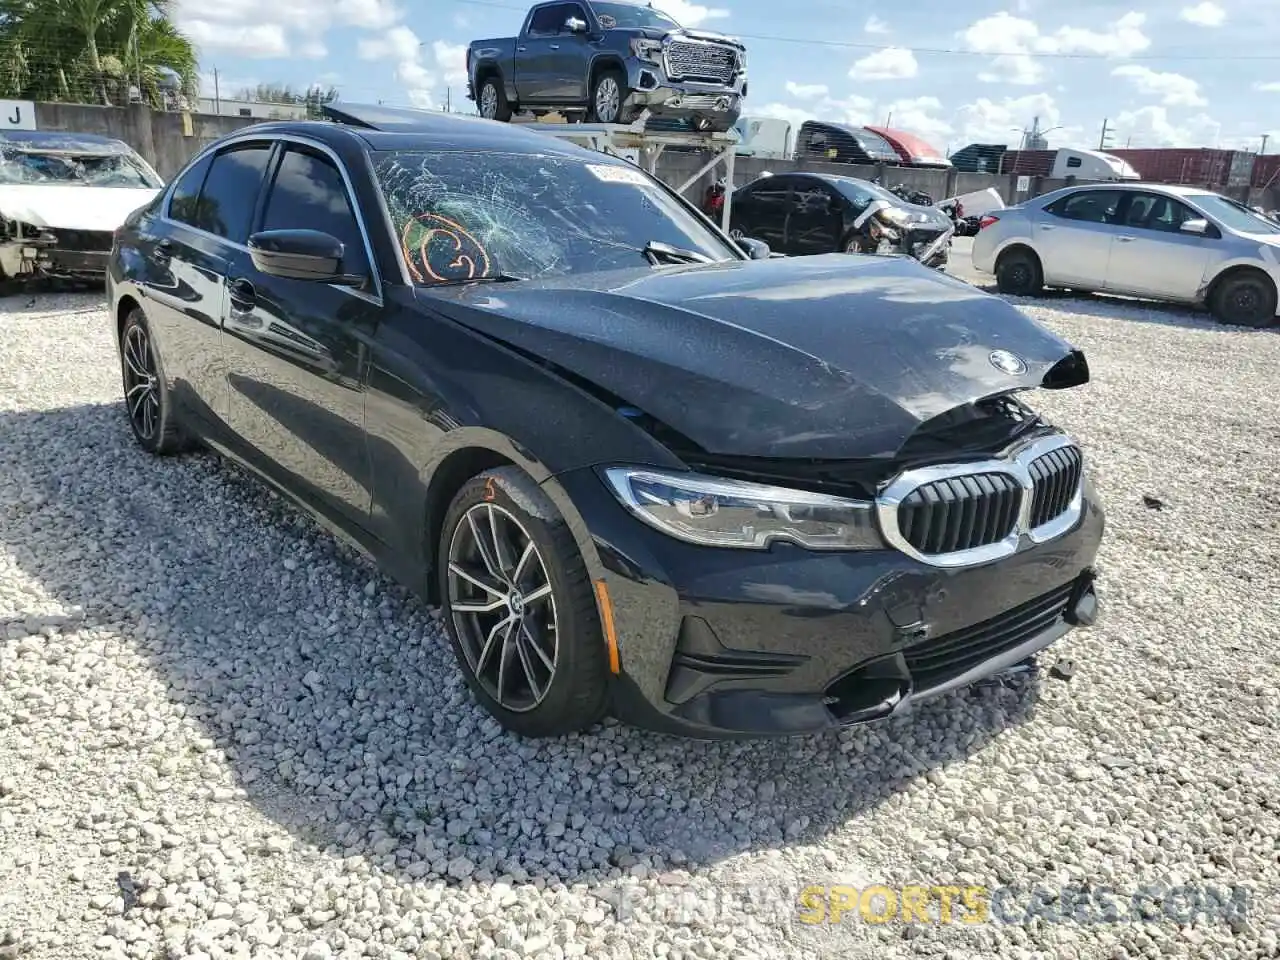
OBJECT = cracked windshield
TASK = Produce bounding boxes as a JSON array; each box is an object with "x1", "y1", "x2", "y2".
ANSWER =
[
  {"x1": 373, "y1": 150, "x2": 737, "y2": 283},
  {"x1": 0, "y1": 148, "x2": 160, "y2": 188}
]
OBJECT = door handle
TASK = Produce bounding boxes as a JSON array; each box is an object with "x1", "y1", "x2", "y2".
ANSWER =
[
  {"x1": 517, "y1": 45, "x2": 527, "y2": 51},
  {"x1": 549, "y1": 43, "x2": 560, "y2": 49},
  {"x1": 1116, "y1": 236, "x2": 1136, "y2": 242},
  {"x1": 228, "y1": 277, "x2": 257, "y2": 308},
  {"x1": 1037, "y1": 224, "x2": 1054, "y2": 230}
]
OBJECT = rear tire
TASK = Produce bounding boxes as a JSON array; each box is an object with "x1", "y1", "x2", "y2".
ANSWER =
[
  {"x1": 1209, "y1": 271, "x2": 1277, "y2": 328},
  {"x1": 995, "y1": 248, "x2": 1043, "y2": 296},
  {"x1": 477, "y1": 76, "x2": 513, "y2": 122},
  {"x1": 438, "y1": 467, "x2": 610, "y2": 738},
  {"x1": 119, "y1": 306, "x2": 196, "y2": 455}
]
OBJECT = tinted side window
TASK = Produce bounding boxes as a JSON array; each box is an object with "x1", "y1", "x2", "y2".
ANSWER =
[
  {"x1": 1126, "y1": 193, "x2": 1197, "y2": 233},
  {"x1": 195, "y1": 144, "x2": 272, "y2": 242},
  {"x1": 261, "y1": 147, "x2": 368, "y2": 275},
  {"x1": 528, "y1": 4, "x2": 563, "y2": 34},
  {"x1": 1048, "y1": 190, "x2": 1121, "y2": 225},
  {"x1": 793, "y1": 181, "x2": 836, "y2": 214},
  {"x1": 168, "y1": 153, "x2": 213, "y2": 227}
]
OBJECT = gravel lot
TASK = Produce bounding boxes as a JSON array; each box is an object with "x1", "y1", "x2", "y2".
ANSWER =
[{"x1": 2, "y1": 287, "x2": 1279, "y2": 960}]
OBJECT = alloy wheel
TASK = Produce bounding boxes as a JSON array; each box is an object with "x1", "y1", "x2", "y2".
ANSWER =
[
  {"x1": 122, "y1": 323, "x2": 161, "y2": 441},
  {"x1": 595, "y1": 77, "x2": 620, "y2": 123},
  {"x1": 479, "y1": 84, "x2": 498, "y2": 119},
  {"x1": 447, "y1": 502, "x2": 558, "y2": 712}
]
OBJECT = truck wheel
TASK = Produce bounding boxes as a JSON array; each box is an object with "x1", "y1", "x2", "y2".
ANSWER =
[
  {"x1": 589, "y1": 69, "x2": 633, "y2": 124},
  {"x1": 478, "y1": 77, "x2": 512, "y2": 122}
]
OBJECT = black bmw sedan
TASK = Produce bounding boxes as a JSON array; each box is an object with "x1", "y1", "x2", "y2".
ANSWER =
[
  {"x1": 729, "y1": 172, "x2": 954, "y2": 267},
  {"x1": 108, "y1": 103, "x2": 1104, "y2": 740}
]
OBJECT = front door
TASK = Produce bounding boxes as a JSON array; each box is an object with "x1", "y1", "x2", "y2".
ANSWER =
[
  {"x1": 1035, "y1": 189, "x2": 1124, "y2": 289},
  {"x1": 1104, "y1": 191, "x2": 1214, "y2": 301},
  {"x1": 786, "y1": 179, "x2": 843, "y2": 255},
  {"x1": 518, "y1": 4, "x2": 568, "y2": 101},
  {"x1": 548, "y1": 3, "x2": 591, "y2": 101},
  {"x1": 731, "y1": 177, "x2": 792, "y2": 251},
  {"x1": 221, "y1": 142, "x2": 380, "y2": 526}
]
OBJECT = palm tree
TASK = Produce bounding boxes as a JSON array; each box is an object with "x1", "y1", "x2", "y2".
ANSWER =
[{"x1": 0, "y1": 0, "x2": 197, "y2": 106}]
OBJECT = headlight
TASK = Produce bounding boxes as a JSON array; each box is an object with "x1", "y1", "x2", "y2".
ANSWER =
[
  {"x1": 602, "y1": 467, "x2": 882, "y2": 551},
  {"x1": 737, "y1": 50, "x2": 748, "y2": 72},
  {"x1": 631, "y1": 38, "x2": 663, "y2": 63},
  {"x1": 880, "y1": 206, "x2": 910, "y2": 227}
]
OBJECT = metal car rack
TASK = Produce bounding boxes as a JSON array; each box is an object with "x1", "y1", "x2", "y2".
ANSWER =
[{"x1": 511, "y1": 110, "x2": 739, "y2": 230}]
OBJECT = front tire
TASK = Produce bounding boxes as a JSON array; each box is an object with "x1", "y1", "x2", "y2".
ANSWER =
[
  {"x1": 1210, "y1": 271, "x2": 1277, "y2": 328},
  {"x1": 438, "y1": 467, "x2": 610, "y2": 738},
  {"x1": 477, "y1": 77, "x2": 512, "y2": 122},
  {"x1": 119, "y1": 306, "x2": 194, "y2": 455},
  {"x1": 588, "y1": 69, "x2": 633, "y2": 125}
]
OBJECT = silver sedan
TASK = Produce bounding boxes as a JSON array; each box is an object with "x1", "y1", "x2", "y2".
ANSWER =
[{"x1": 971, "y1": 182, "x2": 1280, "y2": 327}]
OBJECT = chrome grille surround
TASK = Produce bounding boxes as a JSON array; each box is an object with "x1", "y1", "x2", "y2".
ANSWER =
[
  {"x1": 876, "y1": 433, "x2": 1085, "y2": 568},
  {"x1": 663, "y1": 38, "x2": 738, "y2": 83}
]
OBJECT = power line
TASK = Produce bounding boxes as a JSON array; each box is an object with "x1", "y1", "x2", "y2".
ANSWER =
[{"x1": 451, "y1": 0, "x2": 1280, "y2": 61}]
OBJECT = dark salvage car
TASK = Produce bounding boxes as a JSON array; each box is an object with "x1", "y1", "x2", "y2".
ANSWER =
[{"x1": 107, "y1": 104, "x2": 1104, "y2": 740}]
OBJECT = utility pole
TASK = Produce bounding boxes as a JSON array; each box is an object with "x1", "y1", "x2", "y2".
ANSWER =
[
  {"x1": 1098, "y1": 117, "x2": 1113, "y2": 150},
  {"x1": 1262, "y1": 134, "x2": 1270, "y2": 155},
  {"x1": 213, "y1": 67, "x2": 221, "y2": 115},
  {"x1": 446, "y1": 87, "x2": 452, "y2": 112}
]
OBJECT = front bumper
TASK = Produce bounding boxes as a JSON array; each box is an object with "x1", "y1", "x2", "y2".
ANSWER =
[
  {"x1": 625, "y1": 62, "x2": 745, "y2": 130},
  {"x1": 552, "y1": 467, "x2": 1105, "y2": 739},
  {"x1": 0, "y1": 229, "x2": 112, "y2": 281}
]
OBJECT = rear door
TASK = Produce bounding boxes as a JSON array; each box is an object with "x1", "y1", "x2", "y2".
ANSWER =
[
  {"x1": 146, "y1": 141, "x2": 273, "y2": 432},
  {"x1": 786, "y1": 177, "x2": 844, "y2": 255},
  {"x1": 729, "y1": 176, "x2": 793, "y2": 250},
  {"x1": 1034, "y1": 189, "x2": 1124, "y2": 289},
  {"x1": 1104, "y1": 191, "x2": 1214, "y2": 301},
  {"x1": 220, "y1": 140, "x2": 381, "y2": 526}
]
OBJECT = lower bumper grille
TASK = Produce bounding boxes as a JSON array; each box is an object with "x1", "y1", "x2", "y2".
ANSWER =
[{"x1": 903, "y1": 581, "x2": 1076, "y2": 690}]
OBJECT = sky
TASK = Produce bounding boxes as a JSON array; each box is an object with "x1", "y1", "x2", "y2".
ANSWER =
[{"x1": 174, "y1": 0, "x2": 1280, "y2": 154}]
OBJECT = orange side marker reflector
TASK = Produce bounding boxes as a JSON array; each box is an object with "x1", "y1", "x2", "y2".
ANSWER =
[{"x1": 595, "y1": 579, "x2": 621, "y2": 674}]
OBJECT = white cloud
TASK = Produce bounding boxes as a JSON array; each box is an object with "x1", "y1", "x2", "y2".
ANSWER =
[
  {"x1": 342, "y1": 0, "x2": 401, "y2": 30},
  {"x1": 1112, "y1": 65, "x2": 1206, "y2": 107},
  {"x1": 954, "y1": 92, "x2": 1061, "y2": 145},
  {"x1": 756, "y1": 92, "x2": 875, "y2": 130},
  {"x1": 864, "y1": 15, "x2": 889, "y2": 34},
  {"x1": 357, "y1": 25, "x2": 436, "y2": 106},
  {"x1": 785, "y1": 81, "x2": 829, "y2": 99},
  {"x1": 754, "y1": 102, "x2": 819, "y2": 129},
  {"x1": 850, "y1": 47, "x2": 918, "y2": 81},
  {"x1": 1179, "y1": 2, "x2": 1225, "y2": 27},
  {"x1": 657, "y1": 0, "x2": 729, "y2": 27},
  {"x1": 298, "y1": 38, "x2": 327, "y2": 59},
  {"x1": 1111, "y1": 106, "x2": 1222, "y2": 147},
  {"x1": 1255, "y1": 81, "x2": 1280, "y2": 92},
  {"x1": 959, "y1": 11, "x2": 1149, "y2": 86},
  {"x1": 432, "y1": 40, "x2": 469, "y2": 88},
  {"x1": 183, "y1": 21, "x2": 289, "y2": 57}
]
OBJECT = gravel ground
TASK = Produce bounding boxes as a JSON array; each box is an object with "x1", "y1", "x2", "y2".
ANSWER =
[{"x1": 1, "y1": 289, "x2": 1279, "y2": 960}]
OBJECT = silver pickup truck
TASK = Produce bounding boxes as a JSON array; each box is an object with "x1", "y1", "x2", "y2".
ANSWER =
[{"x1": 466, "y1": 0, "x2": 747, "y2": 132}]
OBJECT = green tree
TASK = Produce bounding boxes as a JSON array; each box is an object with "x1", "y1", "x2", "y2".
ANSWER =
[{"x1": 0, "y1": 0, "x2": 198, "y2": 106}]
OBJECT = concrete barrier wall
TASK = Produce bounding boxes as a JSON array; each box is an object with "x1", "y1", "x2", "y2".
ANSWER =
[{"x1": 26, "y1": 103, "x2": 1280, "y2": 210}]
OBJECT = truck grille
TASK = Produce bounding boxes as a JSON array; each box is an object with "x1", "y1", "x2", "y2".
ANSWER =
[
  {"x1": 897, "y1": 472, "x2": 1023, "y2": 555},
  {"x1": 664, "y1": 40, "x2": 738, "y2": 83},
  {"x1": 877, "y1": 435, "x2": 1086, "y2": 567}
]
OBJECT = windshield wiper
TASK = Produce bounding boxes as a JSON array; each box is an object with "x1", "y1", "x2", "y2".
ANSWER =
[
  {"x1": 642, "y1": 241, "x2": 715, "y2": 266},
  {"x1": 426, "y1": 273, "x2": 526, "y2": 288}
]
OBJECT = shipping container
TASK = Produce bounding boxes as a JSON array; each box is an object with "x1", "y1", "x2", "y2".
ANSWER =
[
  {"x1": 1107, "y1": 148, "x2": 1255, "y2": 188},
  {"x1": 1252, "y1": 154, "x2": 1280, "y2": 189}
]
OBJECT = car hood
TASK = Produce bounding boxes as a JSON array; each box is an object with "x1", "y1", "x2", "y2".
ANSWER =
[
  {"x1": 635, "y1": 26, "x2": 745, "y2": 48},
  {"x1": 421, "y1": 254, "x2": 1088, "y2": 461},
  {"x1": 0, "y1": 184, "x2": 159, "y2": 231}
]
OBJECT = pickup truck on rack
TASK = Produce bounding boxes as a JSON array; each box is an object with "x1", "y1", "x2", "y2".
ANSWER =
[{"x1": 466, "y1": 0, "x2": 747, "y2": 132}]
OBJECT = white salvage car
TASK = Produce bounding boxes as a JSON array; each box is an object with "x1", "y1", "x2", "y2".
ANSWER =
[{"x1": 0, "y1": 129, "x2": 162, "y2": 283}]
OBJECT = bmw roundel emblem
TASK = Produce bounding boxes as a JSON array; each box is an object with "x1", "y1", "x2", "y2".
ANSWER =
[{"x1": 989, "y1": 349, "x2": 1028, "y2": 375}]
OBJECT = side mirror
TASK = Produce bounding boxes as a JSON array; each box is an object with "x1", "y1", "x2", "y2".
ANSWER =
[
  {"x1": 1180, "y1": 218, "x2": 1210, "y2": 236},
  {"x1": 565, "y1": 16, "x2": 588, "y2": 32},
  {"x1": 248, "y1": 229, "x2": 349, "y2": 281},
  {"x1": 737, "y1": 237, "x2": 771, "y2": 260}
]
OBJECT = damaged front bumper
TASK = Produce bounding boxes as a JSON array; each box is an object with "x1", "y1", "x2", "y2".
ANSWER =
[
  {"x1": 0, "y1": 225, "x2": 114, "y2": 282},
  {"x1": 625, "y1": 62, "x2": 746, "y2": 131}
]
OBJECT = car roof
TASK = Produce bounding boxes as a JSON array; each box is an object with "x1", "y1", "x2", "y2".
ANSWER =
[
  {"x1": 1048, "y1": 181, "x2": 1215, "y2": 198},
  {"x1": 0, "y1": 129, "x2": 133, "y2": 154},
  {"x1": 241, "y1": 103, "x2": 619, "y2": 163}
]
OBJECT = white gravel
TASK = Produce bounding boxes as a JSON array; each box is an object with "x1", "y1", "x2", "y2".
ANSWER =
[{"x1": 1, "y1": 289, "x2": 1279, "y2": 960}]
